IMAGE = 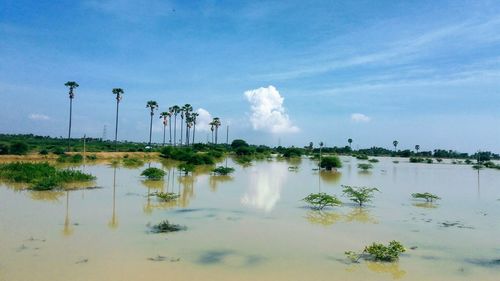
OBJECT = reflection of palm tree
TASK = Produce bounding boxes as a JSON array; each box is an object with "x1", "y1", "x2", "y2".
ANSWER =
[
  {"x1": 179, "y1": 175, "x2": 195, "y2": 207},
  {"x1": 305, "y1": 210, "x2": 342, "y2": 226},
  {"x1": 108, "y1": 167, "x2": 119, "y2": 229},
  {"x1": 209, "y1": 175, "x2": 233, "y2": 192},
  {"x1": 63, "y1": 191, "x2": 74, "y2": 236}
]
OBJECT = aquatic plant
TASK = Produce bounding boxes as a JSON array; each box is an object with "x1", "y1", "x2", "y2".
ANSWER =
[
  {"x1": 356, "y1": 154, "x2": 369, "y2": 160},
  {"x1": 411, "y1": 192, "x2": 441, "y2": 202},
  {"x1": 0, "y1": 162, "x2": 94, "y2": 190},
  {"x1": 342, "y1": 185, "x2": 379, "y2": 207},
  {"x1": 57, "y1": 153, "x2": 84, "y2": 163},
  {"x1": 122, "y1": 157, "x2": 144, "y2": 167},
  {"x1": 345, "y1": 241, "x2": 406, "y2": 263},
  {"x1": 141, "y1": 167, "x2": 165, "y2": 180},
  {"x1": 303, "y1": 193, "x2": 342, "y2": 210},
  {"x1": 150, "y1": 220, "x2": 186, "y2": 233},
  {"x1": 212, "y1": 166, "x2": 235, "y2": 175},
  {"x1": 358, "y1": 163, "x2": 373, "y2": 171},
  {"x1": 320, "y1": 156, "x2": 342, "y2": 170},
  {"x1": 151, "y1": 191, "x2": 179, "y2": 202},
  {"x1": 472, "y1": 164, "x2": 484, "y2": 170},
  {"x1": 178, "y1": 163, "x2": 195, "y2": 175},
  {"x1": 368, "y1": 158, "x2": 379, "y2": 163}
]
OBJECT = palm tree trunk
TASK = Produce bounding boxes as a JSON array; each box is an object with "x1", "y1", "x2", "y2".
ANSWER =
[
  {"x1": 211, "y1": 131, "x2": 214, "y2": 144},
  {"x1": 162, "y1": 123, "x2": 166, "y2": 146},
  {"x1": 67, "y1": 98, "x2": 73, "y2": 152},
  {"x1": 114, "y1": 99, "x2": 119, "y2": 151},
  {"x1": 148, "y1": 111, "x2": 153, "y2": 146},
  {"x1": 192, "y1": 124, "x2": 196, "y2": 145},
  {"x1": 180, "y1": 117, "x2": 184, "y2": 146},
  {"x1": 173, "y1": 115, "x2": 177, "y2": 147},
  {"x1": 215, "y1": 128, "x2": 218, "y2": 145},
  {"x1": 186, "y1": 124, "x2": 189, "y2": 146},
  {"x1": 169, "y1": 116, "x2": 172, "y2": 145}
]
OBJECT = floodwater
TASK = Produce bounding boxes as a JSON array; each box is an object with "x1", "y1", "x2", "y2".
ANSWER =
[{"x1": 1, "y1": 156, "x2": 499, "y2": 281}]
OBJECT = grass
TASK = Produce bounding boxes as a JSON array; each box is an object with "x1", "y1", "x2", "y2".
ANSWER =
[{"x1": 0, "y1": 162, "x2": 95, "y2": 190}]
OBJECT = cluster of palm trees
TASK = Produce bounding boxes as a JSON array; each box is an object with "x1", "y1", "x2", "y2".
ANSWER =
[{"x1": 64, "y1": 81, "x2": 222, "y2": 151}]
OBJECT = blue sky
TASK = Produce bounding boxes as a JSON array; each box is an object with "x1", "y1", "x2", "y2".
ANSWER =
[{"x1": 1, "y1": 0, "x2": 499, "y2": 152}]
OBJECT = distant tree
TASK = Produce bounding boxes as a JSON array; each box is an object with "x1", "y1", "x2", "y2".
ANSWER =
[
  {"x1": 159, "y1": 111, "x2": 170, "y2": 146},
  {"x1": 231, "y1": 139, "x2": 249, "y2": 149},
  {"x1": 182, "y1": 104, "x2": 193, "y2": 145},
  {"x1": 191, "y1": 112, "x2": 199, "y2": 145},
  {"x1": 213, "y1": 117, "x2": 221, "y2": 144},
  {"x1": 348, "y1": 138, "x2": 353, "y2": 148},
  {"x1": 146, "y1": 101, "x2": 159, "y2": 146},
  {"x1": 10, "y1": 142, "x2": 29, "y2": 155},
  {"x1": 64, "y1": 81, "x2": 79, "y2": 152},
  {"x1": 393, "y1": 140, "x2": 399, "y2": 152},
  {"x1": 170, "y1": 105, "x2": 181, "y2": 146},
  {"x1": 112, "y1": 88, "x2": 124, "y2": 151},
  {"x1": 320, "y1": 156, "x2": 342, "y2": 171},
  {"x1": 415, "y1": 145, "x2": 420, "y2": 154}
]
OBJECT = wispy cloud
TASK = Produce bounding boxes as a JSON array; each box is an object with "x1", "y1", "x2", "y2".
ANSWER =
[
  {"x1": 351, "y1": 113, "x2": 371, "y2": 123},
  {"x1": 83, "y1": 0, "x2": 174, "y2": 21},
  {"x1": 244, "y1": 86, "x2": 299, "y2": 134},
  {"x1": 28, "y1": 113, "x2": 50, "y2": 121}
]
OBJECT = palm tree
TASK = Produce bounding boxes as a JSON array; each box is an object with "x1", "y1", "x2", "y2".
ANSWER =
[
  {"x1": 209, "y1": 121, "x2": 215, "y2": 144},
  {"x1": 159, "y1": 111, "x2": 170, "y2": 146},
  {"x1": 181, "y1": 104, "x2": 193, "y2": 146},
  {"x1": 213, "y1": 117, "x2": 221, "y2": 144},
  {"x1": 191, "y1": 112, "x2": 199, "y2": 145},
  {"x1": 146, "y1": 101, "x2": 158, "y2": 146},
  {"x1": 186, "y1": 115, "x2": 193, "y2": 146},
  {"x1": 180, "y1": 108, "x2": 185, "y2": 146},
  {"x1": 170, "y1": 105, "x2": 180, "y2": 146},
  {"x1": 393, "y1": 140, "x2": 399, "y2": 152},
  {"x1": 65, "y1": 81, "x2": 79, "y2": 152},
  {"x1": 348, "y1": 138, "x2": 353, "y2": 148},
  {"x1": 112, "y1": 88, "x2": 124, "y2": 151},
  {"x1": 415, "y1": 144, "x2": 420, "y2": 154}
]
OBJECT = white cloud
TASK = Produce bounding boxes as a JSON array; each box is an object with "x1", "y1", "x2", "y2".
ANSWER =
[
  {"x1": 28, "y1": 113, "x2": 50, "y2": 121},
  {"x1": 351, "y1": 113, "x2": 371, "y2": 123},
  {"x1": 244, "y1": 86, "x2": 299, "y2": 134},
  {"x1": 195, "y1": 108, "x2": 213, "y2": 132}
]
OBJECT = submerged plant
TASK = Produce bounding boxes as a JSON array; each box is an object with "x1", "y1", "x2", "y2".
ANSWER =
[
  {"x1": 123, "y1": 157, "x2": 144, "y2": 167},
  {"x1": 368, "y1": 158, "x2": 379, "y2": 163},
  {"x1": 150, "y1": 220, "x2": 186, "y2": 233},
  {"x1": 358, "y1": 163, "x2": 373, "y2": 171},
  {"x1": 151, "y1": 191, "x2": 179, "y2": 202},
  {"x1": 140, "y1": 167, "x2": 165, "y2": 180},
  {"x1": 320, "y1": 156, "x2": 342, "y2": 170},
  {"x1": 411, "y1": 192, "x2": 441, "y2": 202},
  {"x1": 342, "y1": 185, "x2": 379, "y2": 207},
  {"x1": 303, "y1": 193, "x2": 342, "y2": 210},
  {"x1": 178, "y1": 163, "x2": 195, "y2": 175},
  {"x1": 212, "y1": 166, "x2": 235, "y2": 176},
  {"x1": 345, "y1": 241, "x2": 406, "y2": 263}
]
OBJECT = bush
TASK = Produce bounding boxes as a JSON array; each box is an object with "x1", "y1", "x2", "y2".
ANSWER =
[
  {"x1": 320, "y1": 156, "x2": 342, "y2": 170},
  {"x1": 212, "y1": 166, "x2": 235, "y2": 175},
  {"x1": 150, "y1": 220, "x2": 186, "y2": 233},
  {"x1": 356, "y1": 154, "x2": 369, "y2": 160},
  {"x1": 39, "y1": 149, "x2": 49, "y2": 155},
  {"x1": 10, "y1": 142, "x2": 29, "y2": 155},
  {"x1": 86, "y1": 154, "x2": 98, "y2": 161},
  {"x1": 303, "y1": 193, "x2": 342, "y2": 210},
  {"x1": 342, "y1": 185, "x2": 379, "y2": 207},
  {"x1": 368, "y1": 158, "x2": 379, "y2": 163},
  {"x1": 150, "y1": 192, "x2": 179, "y2": 202},
  {"x1": 282, "y1": 147, "x2": 303, "y2": 158},
  {"x1": 364, "y1": 241, "x2": 406, "y2": 262},
  {"x1": 231, "y1": 139, "x2": 249, "y2": 149},
  {"x1": 123, "y1": 157, "x2": 144, "y2": 167},
  {"x1": 412, "y1": 192, "x2": 441, "y2": 202},
  {"x1": 178, "y1": 163, "x2": 195, "y2": 175},
  {"x1": 0, "y1": 143, "x2": 9, "y2": 155},
  {"x1": 141, "y1": 168, "x2": 165, "y2": 180},
  {"x1": 235, "y1": 146, "x2": 254, "y2": 156},
  {"x1": 52, "y1": 147, "x2": 66, "y2": 155},
  {"x1": 409, "y1": 157, "x2": 424, "y2": 163},
  {"x1": 57, "y1": 154, "x2": 83, "y2": 163},
  {"x1": 358, "y1": 163, "x2": 373, "y2": 171}
]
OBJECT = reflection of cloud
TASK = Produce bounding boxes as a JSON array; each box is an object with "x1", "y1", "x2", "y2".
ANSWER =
[{"x1": 241, "y1": 162, "x2": 286, "y2": 212}]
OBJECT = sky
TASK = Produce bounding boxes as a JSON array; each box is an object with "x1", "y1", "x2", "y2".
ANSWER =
[{"x1": 1, "y1": 0, "x2": 499, "y2": 152}]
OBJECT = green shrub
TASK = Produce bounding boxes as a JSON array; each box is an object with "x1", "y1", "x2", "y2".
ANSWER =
[
  {"x1": 10, "y1": 142, "x2": 29, "y2": 155},
  {"x1": 57, "y1": 154, "x2": 84, "y2": 163},
  {"x1": 86, "y1": 154, "x2": 98, "y2": 161},
  {"x1": 426, "y1": 158, "x2": 433, "y2": 164},
  {"x1": 368, "y1": 158, "x2": 379, "y2": 163},
  {"x1": 123, "y1": 157, "x2": 144, "y2": 167},
  {"x1": 0, "y1": 143, "x2": 9, "y2": 155},
  {"x1": 52, "y1": 147, "x2": 66, "y2": 155},
  {"x1": 235, "y1": 146, "x2": 254, "y2": 156},
  {"x1": 141, "y1": 168, "x2": 165, "y2": 180},
  {"x1": 178, "y1": 163, "x2": 195, "y2": 175},
  {"x1": 342, "y1": 185, "x2": 379, "y2": 207},
  {"x1": 356, "y1": 154, "x2": 369, "y2": 160},
  {"x1": 358, "y1": 163, "x2": 373, "y2": 171},
  {"x1": 39, "y1": 149, "x2": 49, "y2": 155},
  {"x1": 412, "y1": 192, "x2": 441, "y2": 202},
  {"x1": 150, "y1": 192, "x2": 179, "y2": 202},
  {"x1": 231, "y1": 139, "x2": 249, "y2": 149},
  {"x1": 212, "y1": 166, "x2": 235, "y2": 175},
  {"x1": 320, "y1": 156, "x2": 342, "y2": 170},
  {"x1": 364, "y1": 241, "x2": 406, "y2": 262},
  {"x1": 150, "y1": 220, "x2": 186, "y2": 233},
  {"x1": 303, "y1": 193, "x2": 342, "y2": 210},
  {"x1": 409, "y1": 157, "x2": 424, "y2": 163}
]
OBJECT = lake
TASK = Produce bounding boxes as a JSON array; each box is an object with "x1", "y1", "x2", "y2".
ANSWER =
[{"x1": 1, "y1": 156, "x2": 499, "y2": 280}]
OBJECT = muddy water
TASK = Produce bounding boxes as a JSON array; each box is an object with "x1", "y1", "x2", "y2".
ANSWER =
[{"x1": 1, "y1": 157, "x2": 499, "y2": 281}]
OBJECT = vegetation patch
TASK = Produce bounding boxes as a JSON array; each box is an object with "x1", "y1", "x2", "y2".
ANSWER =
[
  {"x1": 212, "y1": 166, "x2": 235, "y2": 175},
  {"x1": 368, "y1": 158, "x2": 379, "y2": 163},
  {"x1": 342, "y1": 185, "x2": 379, "y2": 207},
  {"x1": 411, "y1": 192, "x2": 441, "y2": 202},
  {"x1": 358, "y1": 163, "x2": 373, "y2": 171},
  {"x1": 303, "y1": 193, "x2": 342, "y2": 210},
  {"x1": 0, "y1": 162, "x2": 95, "y2": 190},
  {"x1": 150, "y1": 191, "x2": 179, "y2": 202},
  {"x1": 141, "y1": 167, "x2": 166, "y2": 180},
  {"x1": 320, "y1": 156, "x2": 342, "y2": 170},
  {"x1": 122, "y1": 157, "x2": 144, "y2": 167},
  {"x1": 178, "y1": 163, "x2": 195, "y2": 175},
  {"x1": 150, "y1": 220, "x2": 186, "y2": 233},
  {"x1": 345, "y1": 241, "x2": 406, "y2": 263},
  {"x1": 355, "y1": 154, "x2": 369, "y2": 160},
  {"x1": 57, "y1": 153, "x2": 84, "y2": 163}
]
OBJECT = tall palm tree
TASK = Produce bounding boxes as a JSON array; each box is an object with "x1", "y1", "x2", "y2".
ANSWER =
[
  {"x1": 186, "y1": 115, "x2": 193, "y2": 146},
  {"x1": 146, "y1": 101, "x2": 158, "y2": 146},
  {"x1": 213, "y1": 117, "x2": 221, "y2": 144},
  {"x1": 191, "y1": 112, "x2": 199, "y2": 145},
  {"x1": 184, "y1": 104, "x2": 193, "y2": 145},
  {"x1": 393, "y1": 140, "x2": 399, "y2": 152},
  {"x1": 65, "y1": 81, "x2": 79, "y2": 152},
  {"x1": 415, "y1": 144, "x2": 420, "y2": 154},
  {"x1": 159, "y1": 111, "x2": 170, "y2": 146},
  {"x1": 181, "y1": 104, "x2": 193, "y2": 146},
  {"x1": 112, "y1": 88, "x2": 124, "y2": 151},
  {"x1": 180, "y1": 108, "x2": 185, "y2": 146},
  {"x1": 209, "y1": 121, "x2": 215, "y2": 144},
  {"x1": 348, "y1": 138, "x2": 353, "y2": 148},
  {"x1": 167, "y1": 108, "x2": 173, "y2": 145},
  {"x1": 170, "y1": 105, "x2": 180, "y2": 146}
]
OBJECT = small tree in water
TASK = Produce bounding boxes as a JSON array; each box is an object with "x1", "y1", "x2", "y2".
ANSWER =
[
  {"x1": 342, "y1": 185, "x2": 379, "y2": 207},
  {"x1": 303, "y1": 193, "x2": 342, "y2": 210},
  {"x1": 320, "y1": 156, "x2": 342, "y2": 171},
  {"x1": 412, "y1": 192, "x2": 440, "y2": 202}
]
